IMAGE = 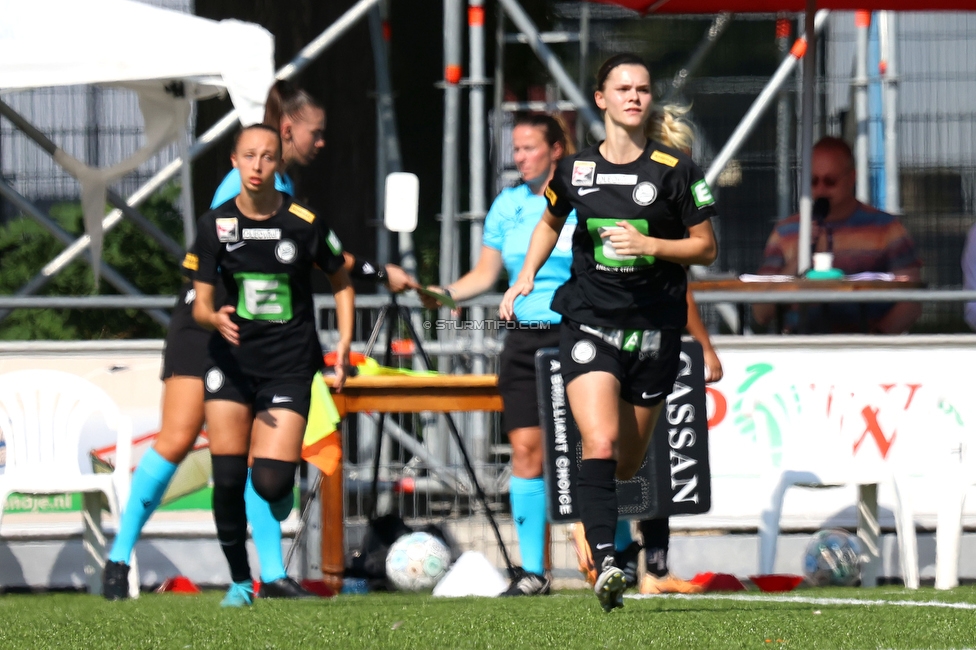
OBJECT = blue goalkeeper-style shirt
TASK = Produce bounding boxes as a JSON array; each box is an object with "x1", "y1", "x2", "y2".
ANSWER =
[
  {"x1": 210, "y1": 170, "x2": 295, "y2": 209},
  {"x1": 483, "y1": 183, "x2": 576, "y2": 324}
]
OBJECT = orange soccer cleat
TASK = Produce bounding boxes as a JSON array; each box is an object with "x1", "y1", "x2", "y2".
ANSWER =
[
  {"x1": 570, "y1": 523, "x2": 597, "y2": 586},
  {"x1": 639, "y1": 572, "x2": 704, "y2": 595}
]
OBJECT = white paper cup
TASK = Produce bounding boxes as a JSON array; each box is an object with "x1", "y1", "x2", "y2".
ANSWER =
[{"x1": 813, "y1": 252, "x2": 834, "y2": 272}]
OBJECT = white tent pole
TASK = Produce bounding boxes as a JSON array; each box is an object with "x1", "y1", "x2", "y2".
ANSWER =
[
  {"x1": 855, "y1": 11, "x2": 871, "y2": 203},
  {"x1": 797, "y1": 0, "x2": 818, "y2": 276},
  {"x1": 880, "y1": 11, "x2": 901, "y2": 214},
  {"x1": 496, "y1": 0, "x2": 606, "y2": 141},
  {"x1": 3, "y1": 0, "x2": 380, "y2": 312},
  {"x1": 704, "y1": 10, "x2": 828, "y2": 189},
  {"x1": 275, "y1": 0, "x2": 382, "y2": 81}
]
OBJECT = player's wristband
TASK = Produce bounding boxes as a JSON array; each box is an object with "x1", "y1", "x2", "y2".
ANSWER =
[{"x1": 349, "y1": 255, "x2": 388, "y2": 283}]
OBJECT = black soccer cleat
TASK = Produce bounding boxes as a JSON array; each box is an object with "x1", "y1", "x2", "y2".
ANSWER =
[
  {"x1": 257, "y1": 577, "x2": 319, "y2": 599},
  {"x1": 102, "y1": 560, "x2": 130, "y2": 600},
  {"x1": 616, "y1": 542, "x2": 642, "y2": 589},
  {"x1": 501, "y1": 567, "x2": 552, "y2": 596}
]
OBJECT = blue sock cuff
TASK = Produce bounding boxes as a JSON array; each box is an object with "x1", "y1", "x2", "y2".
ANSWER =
[
  {"x1": 509, "y1": 476, "x2": 545, "y2": 495},
  {"x1": 141, "y1": 447, "x2": 178, "y2": 482},
  {"x1": 615, "y1": 519, "x2": 634, "y2": 551}
]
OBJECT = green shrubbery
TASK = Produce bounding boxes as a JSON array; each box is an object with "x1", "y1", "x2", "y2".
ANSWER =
[{"x1": 0, "y1": 185, "x2": 186, "y2": 340}]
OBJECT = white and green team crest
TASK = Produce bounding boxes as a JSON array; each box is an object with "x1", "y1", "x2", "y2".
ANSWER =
[{"x1": 691, "y1": 179, "x2": 715, "y2": 208}]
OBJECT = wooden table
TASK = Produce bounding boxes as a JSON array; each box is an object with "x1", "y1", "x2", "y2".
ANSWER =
[
  {"x1": 327, "y1": 374, "x2": 503, "y2": 417},
  {"x1": 318, "y1": 374, "x2": 502, "y2": 590},
  {"x1": 688, "y1": 277, "x2": 924, "y2": 333},
  {"x1": 689, "y1": 277, "x2": 923, "y2": 295}
]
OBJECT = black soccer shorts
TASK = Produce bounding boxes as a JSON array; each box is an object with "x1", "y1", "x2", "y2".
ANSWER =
[
  {"x1": 498, "y1": 324, "x2": 561, "y2": 433},
  {"x1": 203, "y1": 358, "x2": 314, "y2": 420},
  {"x1": 558, "y1": 318, "x2": 681, "y2": 407}
]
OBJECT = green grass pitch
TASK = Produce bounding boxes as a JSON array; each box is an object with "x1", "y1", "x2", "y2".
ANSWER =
[{"x1": 2, "y1": 587, "x2": 976, "y2": 649}]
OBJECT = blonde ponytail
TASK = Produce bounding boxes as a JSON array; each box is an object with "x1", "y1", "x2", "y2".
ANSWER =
[{"x1": 646, "y1": 103, "x2": 696, "y2": 155}]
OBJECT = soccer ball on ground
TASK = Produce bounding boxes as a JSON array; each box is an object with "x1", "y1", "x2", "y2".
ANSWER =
[
  {"x1": 385, "y1": 531, "x2": 452, "y2": 592},
  {"x1": 803, "y1": 528, "x2": 864, "y2": 587}
]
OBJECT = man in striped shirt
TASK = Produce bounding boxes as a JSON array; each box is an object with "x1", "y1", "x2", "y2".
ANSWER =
[{"x1": 753, "y1": 137, "x2": 922, "y2": 334}]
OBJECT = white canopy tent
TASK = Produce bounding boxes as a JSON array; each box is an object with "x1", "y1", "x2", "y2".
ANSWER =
[{"x1": 0, "y1": 0, "x2": 275, "y2": 286}]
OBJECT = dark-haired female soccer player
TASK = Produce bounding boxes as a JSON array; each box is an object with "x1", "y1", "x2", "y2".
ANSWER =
[
  {"x1": 193, "y1": 123, "x2": 354, "y2": 607},
  {"x1": 103, "y1": 81, "x2": 414, "y2": 602},
  {"x1": 500, "y1": 53, "x2": 718, "y2": 612}
]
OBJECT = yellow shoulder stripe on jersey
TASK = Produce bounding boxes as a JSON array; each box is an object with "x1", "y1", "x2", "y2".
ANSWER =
[
  {"x1": 289, "y1": 203, "x2": 316, "y2": 223},
  {"x1": 544, "y1": 185, "x2": 558, "y2": 205},
  {"x1": 182, "y1": 252, "x2": 199, "y2": 271},
  {"x1": 650, "y1": 150, "x2": 679, "y2": 168}
]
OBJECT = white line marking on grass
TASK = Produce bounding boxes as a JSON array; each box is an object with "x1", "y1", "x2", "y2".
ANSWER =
[{"x1": 628, "y1": 593, "x2": 976, "y2": 610}]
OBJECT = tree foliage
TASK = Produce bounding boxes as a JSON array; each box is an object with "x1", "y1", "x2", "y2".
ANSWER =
[{"x1": 0, "y1": 185, "x2": 185, "y2": 340}]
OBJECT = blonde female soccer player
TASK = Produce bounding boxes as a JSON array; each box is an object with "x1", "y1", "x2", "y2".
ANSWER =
[{"x1": 500, "y1": 53, "x2": 718, "y2": 611}]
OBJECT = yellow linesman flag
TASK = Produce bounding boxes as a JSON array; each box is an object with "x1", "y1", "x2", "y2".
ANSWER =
[{"x1": 301, "y1": 371, "x2": 343, "y2": 476}]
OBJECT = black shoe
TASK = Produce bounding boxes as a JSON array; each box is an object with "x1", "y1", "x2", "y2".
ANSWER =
[
  {"x1": 102, "y1": 560, "x2": 130, "y2": 600},
  {"x1": 258, "y1": 577, "x2": 318, "y2": 599},
  {"x1": 616, "y1": 542, "x2": 642, "y2": 589},
  {"x1": 501, "y1": 567, "x2": 551, "y2": 596}
]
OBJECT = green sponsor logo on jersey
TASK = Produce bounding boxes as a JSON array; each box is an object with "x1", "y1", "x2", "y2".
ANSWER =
[
  {"x1": 235, "y1": 272, "x2": 293, "y2": 321},
  {"x1": 327, "y1": 230, "x2": 343, "y2": 256},
  {"x1": 587, "y1": 218, "x2": 656, "y2": 269},
  {"x1": 691, "y1": 179, "x2": 715, "y2": 208}
]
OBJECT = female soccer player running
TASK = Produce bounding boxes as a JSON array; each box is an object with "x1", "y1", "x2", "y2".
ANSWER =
[
  {"x1": 193, "y1": 124, "x2": 354, "y2": 607},
  {"x1": 571, "y1": 102, "x2": 724, "y2": 596},
  {"x1": 500, "y1": 53, "x2": 718, "y2": 612},
  {"x1": 421, "y1": 113, "x2": 576, "y2": 596}
]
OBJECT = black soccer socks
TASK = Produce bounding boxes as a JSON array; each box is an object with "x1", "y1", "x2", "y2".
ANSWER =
[
  {"x1": 211, "y1": 454, "x2": 251, "y2": 584},
  {"x1": 577, "y1": 458, "x2": 619, "y2": 570},
  {"x1": 639, "y1": 517, "x2": 670, "y2": 578}
]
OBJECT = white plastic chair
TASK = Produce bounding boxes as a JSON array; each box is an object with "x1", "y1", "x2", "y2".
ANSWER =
[
  {"x1": 755, "y1": 383, "x2": 919, "y2": 588},
  {"x1": 0, "y1": 369, "x2": 138, "y2": 597},
  {"x1": 929, "y1": 390, "x2": 976, "y2": 590}
]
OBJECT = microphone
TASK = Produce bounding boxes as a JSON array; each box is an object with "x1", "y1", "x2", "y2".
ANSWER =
[
  {"x1": 812, "y1": 197, "x2": 833, "y2": 253},
  {"x1": 813, "y1": 197, "x2": 830, "y2": 223}
]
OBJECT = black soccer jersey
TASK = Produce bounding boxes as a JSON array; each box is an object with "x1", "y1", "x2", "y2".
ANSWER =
[
  {"x1": 193, "y1": 194, "x2": 345, "y2": 379},
  {"x1": 545, "y1": 140, "x2": 717, "y2": 330}
]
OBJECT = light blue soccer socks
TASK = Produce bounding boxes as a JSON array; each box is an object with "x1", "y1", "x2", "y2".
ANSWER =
[
  {"x1": 509, "y1": 476, "x2": 547, "y2": 576},
  {"x1": 614, "y1": 519, "x2": 634, "y2": 552},
  {"x1": 244, "y1": 472, "x2": 287, "y2": 583},
  {"x1": 109, "y1": 447, "x2": 177, "y2": 563}
]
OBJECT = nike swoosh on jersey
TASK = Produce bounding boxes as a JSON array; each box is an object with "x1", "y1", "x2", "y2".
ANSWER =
[
  {"x1": 578, "y1": 187, "x2": 601, "y2": 196},
  {"x1": 641, "y1": 391, "x2": 663, "y2": 400},
  {"x1": 271, "y1": 394, "x2": 293, "y2": 404},
  {"x1": 226, "y1": 241, "x2": 246, "y2": 252},
  {"x1": 596, "y1": 543, "x2": 613, "y2": 550}
]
